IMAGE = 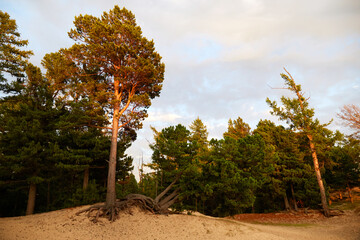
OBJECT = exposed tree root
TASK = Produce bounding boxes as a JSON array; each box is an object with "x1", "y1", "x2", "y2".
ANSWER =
[
  {"x1": 328, "y1": 208, "x2": 345, "y2": 217},
  {"x1": 317, "y1": 207, "x2": 345, "y2": 217},
  {"x1": 76, "y1": 176, "x2": 181, "y2": 222}
]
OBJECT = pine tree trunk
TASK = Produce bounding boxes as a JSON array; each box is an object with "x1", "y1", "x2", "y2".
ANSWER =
[
  {"x1": 307, "y1": 134, "x2": 330, "y2": 217},
  {"x1": 47, "y1": 181, "x2": 50, "y2": 211},
  {"x1": 26, "y1": 183, "x2": 36, "y2": 215},
  {"x1": 290, "y1": 183, "x2": 298, "y2": 211},
  {"x1": 284, "y1": 192, "x2": 290, "y2": 211},
  {"x1": 105, "y1": 110, "x2": 120, "y2": 208},
  {"x1": 83, "y1": 167, "x2": 89, "y2": 190}
]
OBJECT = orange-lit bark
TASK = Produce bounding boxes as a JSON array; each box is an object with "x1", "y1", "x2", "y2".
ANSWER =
[
  {"x1": 307, "y1": 134, "x2": 329, "y2": 217},
  {"x1": 105, "y1": 79, "x2": 121, "y2": 209}
]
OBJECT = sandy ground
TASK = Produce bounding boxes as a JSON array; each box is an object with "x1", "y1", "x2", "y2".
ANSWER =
[{"x1": 0, "y1": 206, "x2": 359, "y2": 240}]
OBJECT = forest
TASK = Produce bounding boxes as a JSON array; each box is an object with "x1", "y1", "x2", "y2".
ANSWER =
[{"x1": 0, "y1": 6, "x2": 359, "y2": 219}]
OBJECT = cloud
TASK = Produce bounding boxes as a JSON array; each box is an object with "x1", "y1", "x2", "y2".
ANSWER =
[{"x1": 146, "y1": 111, "x2": 182, "y2": 123}]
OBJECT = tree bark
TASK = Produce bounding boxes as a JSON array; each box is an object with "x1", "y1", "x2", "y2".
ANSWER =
[
  {"x1": 290, "y1": 183, "x2": 298, "y2": 211},
  {"x1": 284, "y1": 192, "x2": 290, "y2": 211},
  {"x1": 26, "y1": 183, "x2": 36, "y2": 215},
  {"x1": 83, "y1": 167, "x2": 89, "y2": 190},
  {"x1": 106, "y1": 108, "x2": 120, "y2": 208},
  {"x1": 307, "y1": 134, "x2": 330, "y2": 217}
]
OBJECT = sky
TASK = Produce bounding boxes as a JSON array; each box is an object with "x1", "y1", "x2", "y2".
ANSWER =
[{"x1": 1, "y1": 0, "x2": 360, "y2": 175}]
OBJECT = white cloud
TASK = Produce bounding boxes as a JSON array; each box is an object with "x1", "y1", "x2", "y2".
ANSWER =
[{"x1": 146, "y1": 112, "x2": 181, "y2": 123}]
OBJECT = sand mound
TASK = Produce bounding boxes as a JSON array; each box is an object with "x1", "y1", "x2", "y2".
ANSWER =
[{"x1": 0, "y1": 205, "x2": 359, "y2": 240}]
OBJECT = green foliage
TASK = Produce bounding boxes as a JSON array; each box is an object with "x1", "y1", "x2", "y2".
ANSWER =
[
  {"x1": 148, "y1": 123, "x2": 268, "y2": 217},
  {"x1": 0, "y1": 11, "x2": 33, "y2": 87},
  {"x1": 65, "y1": 180, "x2": 105, "y2": 207},
  {"x1": 150, "y1": 124, "x2": 197, "y2": 181},
  {"x1": 0, "y1": 64, "x2": 59, "y2": 185},
  {"x1": 116, "y1": 174, "x2": 140, "y2": 199},
  {"x1": 0, "y1": 63, "x2": 61, "y2": 215},
  {"x1": 325, "y1": 138, "x2": 360, "y2": 189},
  {"x1": 201, "y1": 136, "x2": 265, "y2": 216},
  {"x1": 189, "y1": 117, "x2": 209, "y2": 148},
  {"x1": 138, "y1": 172, "x2": 158, "y2": 199}
]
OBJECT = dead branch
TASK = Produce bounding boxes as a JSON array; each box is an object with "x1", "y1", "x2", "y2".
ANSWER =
[
  {"x1": 154, "y1": 172, "x2": 182, "y2": 204},
  {"x1": 337, "y1": 104, "x2": 360, "y2": 137}
]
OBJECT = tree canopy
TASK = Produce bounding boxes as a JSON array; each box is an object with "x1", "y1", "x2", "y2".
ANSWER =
[
  {"x1": 0, "y1": 11, "x2": 32, "y2": 89},
  {"x1": 223, "y1": 117, "x2": 251, "y2": 140}
]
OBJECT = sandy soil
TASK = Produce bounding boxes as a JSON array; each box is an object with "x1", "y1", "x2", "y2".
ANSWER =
[{"x1": 0, "y1": 206, "x2": 359, "y2": 240}]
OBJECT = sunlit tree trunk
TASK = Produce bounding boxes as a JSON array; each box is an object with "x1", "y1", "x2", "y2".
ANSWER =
[
  {"x1": 106, "y1": 107, "x2": 120, "y2": 208},
  {"x1": 308, "y1": 134, "x2": 329, "y2": 217}
]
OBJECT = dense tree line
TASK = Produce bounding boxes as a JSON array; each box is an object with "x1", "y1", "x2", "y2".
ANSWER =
[{"x1": 142, "y1": 116, "x2": 359, "y2": 217}]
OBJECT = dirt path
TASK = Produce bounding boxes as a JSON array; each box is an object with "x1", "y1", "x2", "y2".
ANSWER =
[{"x1": 0, "y1": 206, "x2": 359, "y2": 240}]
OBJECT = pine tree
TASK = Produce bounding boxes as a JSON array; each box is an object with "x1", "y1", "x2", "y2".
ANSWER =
[
  {"x1": 201, "y1": 135, "x2": 266, "y2": 216},
  {"x1": 0, "y1": 64, "x2": 60, "y2": 215},
  {"x1": 266, "y1": 68, "x2": 331, "y2": 217},
  {"x1": 62, "y1": 6, "x2": 165, "y2": 220},
  {"x1": 189, "y1": 117, "x2": 209, "y2": 148},
  {"x1": 0, "y1": 11, "x2": 32, "y2": 88},
  {"x1": 223, "y1": 117, "x2": 251, "y2": 140},
  {"x1": 254, "y1": 120, "x2": 306, "y2": 211}
]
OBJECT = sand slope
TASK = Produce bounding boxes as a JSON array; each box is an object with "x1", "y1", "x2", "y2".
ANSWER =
[{"x1": 0, "y1": 206, "x2": 359, "y2": 240}]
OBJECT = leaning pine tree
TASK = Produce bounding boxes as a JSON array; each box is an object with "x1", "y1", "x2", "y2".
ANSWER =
[
  {"x1": 266, "y1": 68, "x2": 330, "y2": 217},
  {"x1": 63, "y1": 6, "x2": 165, "y2": 221}
]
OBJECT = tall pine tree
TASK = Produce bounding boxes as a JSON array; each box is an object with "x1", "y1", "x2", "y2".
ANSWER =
[
  {"x1": 266, "y1": 68, "x2": 331, "y2": 216},
  {"x1": 62, "y1": 6, "x2": 165, "y2": 219}
]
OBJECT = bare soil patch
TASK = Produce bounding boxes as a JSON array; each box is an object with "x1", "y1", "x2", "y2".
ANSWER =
[{"x1": 229, "y1": 209, "x2": 326, "y2": 224}]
